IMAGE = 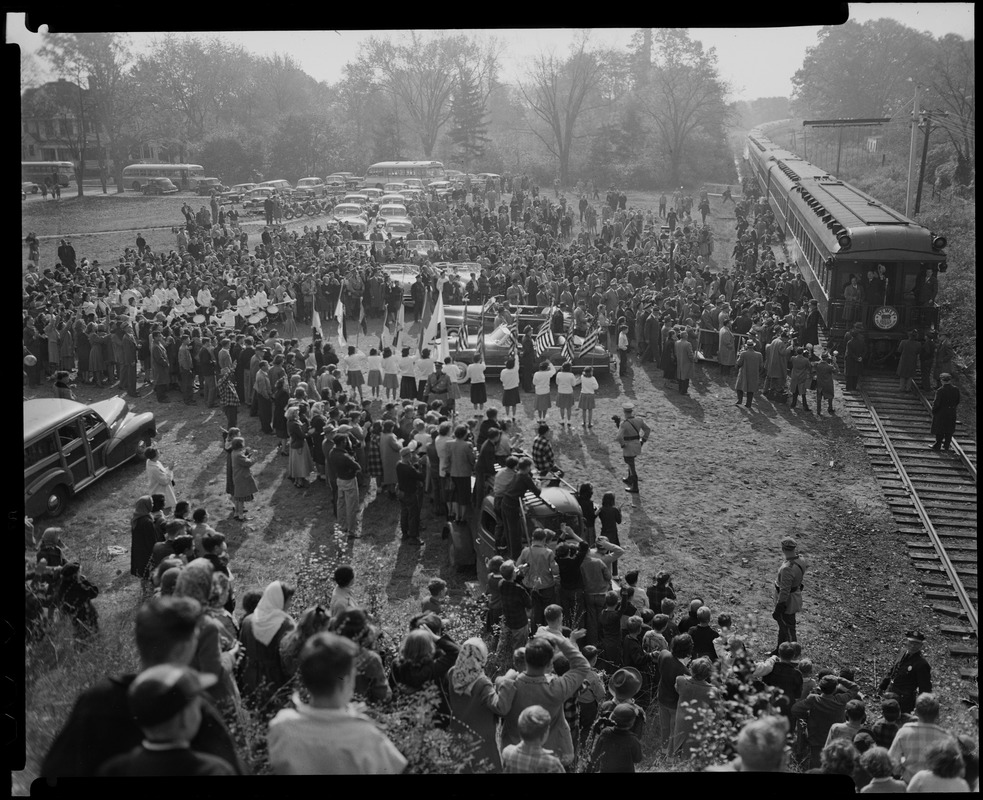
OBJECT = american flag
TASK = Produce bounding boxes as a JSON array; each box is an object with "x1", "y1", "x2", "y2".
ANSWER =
[
  {"x1": 507, "y1": 319, "x2": 519, "y2": 360},
  {"x1": 561, "y1": 322, "x2": 577, "y2": 363},
  {"x1": 475, "y1": 327, "x2": 484, "y2": 360},
  {"x1": 579, "y1": 323, "x2": 600, "y2": 357},
  {"x1": 535, "y1": 320, "x2": 554, "y2": 357}
]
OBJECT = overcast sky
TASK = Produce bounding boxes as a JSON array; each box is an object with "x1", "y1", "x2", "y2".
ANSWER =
[{"x1": 8, "y1": 5, "x2": 974, "y2": 102}]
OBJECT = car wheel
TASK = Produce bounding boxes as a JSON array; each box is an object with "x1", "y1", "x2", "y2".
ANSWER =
[
  {"x1": 32, "y1": 185, "x2": 39, "y2": 194},
  {"x1": 132, "y1": 181, "x2": 141, "y2": 191},
  {"x1": 46, "y1": 485, "x2": 69, "y2": 517}
]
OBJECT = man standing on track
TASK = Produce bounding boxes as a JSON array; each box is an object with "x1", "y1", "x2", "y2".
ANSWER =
[
  {"x1": 772, "y1": 537, "x2": 807, "y2": 654},
  {"x1": 930, "y1": 373, "x2": 960, "y2": 452},
  {"x1": 615, "y1": 403, "x2": 650, "y2": 495}
]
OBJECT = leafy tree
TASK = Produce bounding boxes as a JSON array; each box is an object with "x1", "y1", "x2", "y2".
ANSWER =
[
  {"x1": 40, "y1": 33, "x2": 139, "y2": 194},
  {"x1": 23, "y1": 77, "x2": 90, "y2": 198},
  {"x1": 199, "y1": 135, "x2": 264, "y2": 185},
  {"x1": 927, "y1": 34, "x2": 974, "y2": 187},
  {"x1": 791, "y1": 19, "x2": 934, "y2": 118},
  {"x1": 635, "y1": 29, "x2": 732, "y2": 186},
  {"x1": 372, "y1": 109, "x2": 405, "y2": 163},
  {"x1": 268, "y1": 113, "x2": 339, "y2": 181},
  {"x1": 448, "y1": 67, "x2": 490, "y2": 173},
  {"x1": 520, "y1": 33, "x2": 604, "y2": 185}
]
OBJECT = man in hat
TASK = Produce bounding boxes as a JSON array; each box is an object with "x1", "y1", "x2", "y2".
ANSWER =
[
  {"x1": 878, "y1": 631, "x2": 932, "y2": 714},
  {"x1": 43, "y1": 596, "x2": 243, "y2": 776},
  {"x1": 615, "y1": 402, "x2": 650, "y2": 494},
  {"x1": 772, "y1": 537, "x2": 808, "y2": 652},
  {"x1": 933, "y1": 331, "x2": 955, "y2": 386},
  {"x1": 97, "y1": 664, "x2": 234, "y2": 776},
  {"x1": 930, "y1": 373, "x2": 960, "y2": 451}
]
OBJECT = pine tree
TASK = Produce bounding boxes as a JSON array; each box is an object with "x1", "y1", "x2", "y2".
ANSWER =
[{"x1": 448, "y1": 69, "x2": 490, "y2": 173}]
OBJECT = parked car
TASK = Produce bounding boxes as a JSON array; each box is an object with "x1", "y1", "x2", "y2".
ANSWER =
[
  {"x1": 427, "y1": 180, "x2": 453, "y2": 198},
  {"x1": 257, "y1": 179, "x2": 293, "y2": 195},
  {"x1": 220, "y1": 183, "x2": 256, "y2": 204},
  {"x1": 403, "y1": 239, "x2": 438, "y2": 259},
  {"x1": 447, "y1": 324, "x2": 609, "y2": 379},
  {"x1": 24, "y1": 397, "x2": 157, "y2": 518},
  {"x1": 342, "y1": 193, "x2": 371, "y2": 208},
  {"x1": 294, "y1": 177, "x2": 328, "y2": 198},
  {"x1": 242, "y1": 187, "x2": 278, "y2": 212},
  {"x1": 475, "y1": 484, "x2": 585, "y2": 591},
  {"x1": 375, "y1": 203, "x2": 409, "y2": 222},
  {"x1": 384, "y1": 182, "x2": 409, "y2": 194},
  {"x1": 195, "y1": 177, "x2": 227, "y2": 196},
  {"x1": 22, "y1": 181, "x2": 40, "y2": 198},
  {"x1": 142, "y1": 177, "x2": 179, "y2": 195},
  {"x1": 404, "y1": 178, "x2": 424, "y2": 189},
  {"x1": 380, "y1": 218, "x2": 413, "y2": 240}
]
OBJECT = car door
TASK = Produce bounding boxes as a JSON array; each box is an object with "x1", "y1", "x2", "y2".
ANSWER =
[
  {"x1": 57, "y1": 419, "x2": 91, "y2": 488},
  {"x1": 80, "y1": 411, "x2": 110, "y2": 475},
  {"x1": 24, "y1": 431, "x2": 63, "y2": 517}
]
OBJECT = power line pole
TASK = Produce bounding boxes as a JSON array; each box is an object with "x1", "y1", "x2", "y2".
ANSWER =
[
  {"x1": 905, "y1": 85, "x2": 920, "y2": 216},
  {"x1": 835, "y1": 125, "x2": 845, "y2": 176},
  {"x1": 913, "y1": 112, "x2": 934, "y2": 215}
]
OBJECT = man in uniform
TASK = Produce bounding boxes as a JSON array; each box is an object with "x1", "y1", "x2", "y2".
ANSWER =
[
  {"x1": 615, "y1": 402, "x2": 651, "y2": 495},
  {"x1": 930, "y1": 373, "x2": 960, "y2": 451},
  {"x1": 773, "y1": 537, "x2": 808, "y2": 653},
  {"x1": 878, "y1": 630, "x2": 932, "y2": 715}
]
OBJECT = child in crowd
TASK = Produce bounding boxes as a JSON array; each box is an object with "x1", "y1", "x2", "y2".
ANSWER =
[
  {"x1": 502, "y1": 705, "x2": 565, "y2": 774},
  {"x1": 597, "y1": 492, "x2": 622, "y2": 576},
  {"x1": 422, "y1": 578, "x2": 447, "y2": 614}
]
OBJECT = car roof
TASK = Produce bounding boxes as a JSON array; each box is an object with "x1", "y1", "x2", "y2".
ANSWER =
[{"x1": 24, "y1": 399, "x2": 87, "y2": 442}]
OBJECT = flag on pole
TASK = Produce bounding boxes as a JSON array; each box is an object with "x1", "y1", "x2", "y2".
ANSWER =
[
  {"x1": 561, "y1": 324, "x2": 577, "y2": 364},
  {"x1": 334, "y1": 295, "x2": 347, "y2": 349},
  {"x1": 435, "y1": 295, "x2": 450, "y2": 362},
  {"x1": 358, "y1": 298, "x2": 368, "y2": 335},
  {"x1": 457, "y1": 306, "x2": 470, "y2": 351},
  {"x1": 475, "y1": 327, "x2": 484, "y2": 360},
  {"x1": 393, "y1": 302, "x2": 405, "y2": 349},
  {"x1": 422, "y1": 292, "x2": 444, "y2": 356},
  {"x1": 508, "y1": 319, "x2": 519, "y2": 361},
  {"x1": 418, "y1": 291, "x2": 435, "y2": 351},
  {"x1": 579, "y1": 323, "x2": 599, "y2": 357},
  {"x1": 534, "y1": 322, "x2": 554, "y2": 357},
  {"x1": 311, "y1": 309, "x2": 322, "y2": 336}
]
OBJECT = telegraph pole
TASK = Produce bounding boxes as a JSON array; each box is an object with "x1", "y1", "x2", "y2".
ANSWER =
[
  {"x1": 905, "y1": 85, "x2": 920, "y2": 216},
  {"x1": 835, "y1": 125, "x2": 845, "y2": 176},
  {"x1": 913, "y1": 112, "x2": 933, "y2": 215}
]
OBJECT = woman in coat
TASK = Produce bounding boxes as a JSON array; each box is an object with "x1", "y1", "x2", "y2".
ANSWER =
[
  {"x1": 443, "y1": 637, "x2": 506, "y2": 772},
  {"x1": 390, "y1": 627, "x2": 461, "y2": 725},
  {"x1": 331, "y1": 609, "x2": 392, "y2": 705},
  {"x1": 230, "y1": 437, "x2": 258, "y2": 520},
  {"x1": 222, "y1": 426, "x2": 240, "y2": 503},
  {"x1": 672, "y1": 657, "x2": 717, "y2": 758},
  {"x1": 144, "y1": 447, "x2": 177, "y2": 511},
  {"x1": 58, "y1": 323, "x2": 75, "y2": 372},
  {"x1": 734, "y1": 342, "x2": 763, "y2": 408},
  {"x1": 175, "y1": 559, "x2": 241, "y2": 714},
  {"x1": 129, "y1": 495, "x2": 161, "y2": 584},
  {"x1": 238, "y1": 580, "x2": 297, "y2": 707},
  {"x1": 519, "y1": 328, "x2": 536, "y2": 392},
  {"x1": 286, "y1": 406, "x2": 313, "y2": 488},
  {"x1": 718, "y1": 322, "x2": 737, "y2": 376},
  {"x1": 272, "y1": 378, "x2": 290, "y2": 455},
  {"x1": 661, "y1": 329, "x2": 677, "y2": 385},
  {"x1": 76, "y1": 324, "x2": 92, "y2": 384},
  {"x1": 88, "y1": 324, "x2": 108, "y2": 387},
  {"x1": 788, "y1": 348, "x2": 815, "y2": 410},
  {"x1": 379, "y1": 420, "x2": 402, "y2": 495}
]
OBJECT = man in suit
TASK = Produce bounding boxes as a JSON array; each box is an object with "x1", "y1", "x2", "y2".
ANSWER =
[
  {"x1": 150, "y1": 331, "x2": 170, "y2": 403},
  {"x1": 120, "y1": 322, "x2": 139, "y2": 398},
  {"x1": 930, "y1": 373, "x2": 960, "y2": 451}
]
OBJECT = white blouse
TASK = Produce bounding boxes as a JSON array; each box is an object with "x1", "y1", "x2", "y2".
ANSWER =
[
  {"x1": 555, "y1": 371, "x2": 579, "y2": 394},
  {"x1": 500, "y1": 366, "x2": 520, "y2": 391},
  {"x1": 465, "y1": 362, "x2": 486, "y2": 384},
  {"x1": 366, "y1": 354, "x2": 383, "y2": 373},
  {"x1": 532, "y1": 366, "x2": 556, "y2": 395},
  {"x1": 579, "y1": 375, "x2": 599, "y2": 395},
  {"x1": 382, "y1": 355, "x2": 400, "y2": 376}
]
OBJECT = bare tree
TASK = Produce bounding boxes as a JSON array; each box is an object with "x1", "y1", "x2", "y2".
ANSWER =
[
  {"x1": 519, "y1": 35, "x2": 603, "y2": 184},
  {"x1": 637, "y1": 29, "x2": 731, "y2": 186}
]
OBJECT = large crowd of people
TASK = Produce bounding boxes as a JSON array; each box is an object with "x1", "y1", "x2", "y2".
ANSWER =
[{"x1": 24, "y1": 174, "x2": 977, "y2": 778}]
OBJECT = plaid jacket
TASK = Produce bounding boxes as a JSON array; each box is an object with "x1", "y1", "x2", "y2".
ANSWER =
[{"x1": 217, "y1": 370, "x2": 239, "y2": 407}]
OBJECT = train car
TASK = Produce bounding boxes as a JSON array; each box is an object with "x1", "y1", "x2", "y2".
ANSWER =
[{"x1": 744, "y1": 128, "x2": 948, "y2": 359}]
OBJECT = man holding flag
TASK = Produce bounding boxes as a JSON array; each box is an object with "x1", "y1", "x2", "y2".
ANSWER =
[{"x1": 334, "y1": 294, "x2": 347, "y2": 350}]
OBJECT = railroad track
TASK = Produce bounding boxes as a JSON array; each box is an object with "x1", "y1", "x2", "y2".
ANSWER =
[{"x1": 838, "y1": 372, "x2": 978, "y2": 698}]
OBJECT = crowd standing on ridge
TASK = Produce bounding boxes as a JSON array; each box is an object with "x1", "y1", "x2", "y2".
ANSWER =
[{"x1": 25, "y1": 174, "x2": 976, "y2": 777}]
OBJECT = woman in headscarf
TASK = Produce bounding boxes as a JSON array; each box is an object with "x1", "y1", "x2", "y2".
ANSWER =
[
  {"x1": 130, "y1": 496, "x2": 161, "y2": 586},
  {"x1": 36, "y1": 527, "x2": 66, "y2": 568},
  {"x1": 330, "y1": 609, "x2": 391, "y2": 705},
  {"x1": 175, "y1": 559, "x2": 241, "y2": 716},
  {"x1": 444, "y1": 637, "x2": 505, "y2": 772},
  {"x1": 286, "y1": 406, "x2": 314, "y2": 488},
  {"x1": 278, "y1": 604, "x2": 331, "y2": 680},
  {"x1": 238, "y1": 580, "x2": 296, "y2": 706}
]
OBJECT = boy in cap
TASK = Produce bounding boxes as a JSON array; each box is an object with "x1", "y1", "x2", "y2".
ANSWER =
[
  {"x1": 594, "y1": 667, "x2": 646, "y2": 739},
  {"x1": 97, "y1": 665, "x2": 235, "y2": 776},
  {"x1": 268, "y1": 632, "x2": 406, "y2": 774},
  {"x1": 590, "y1": 703, "x2": 643, "y2": 772},
  {"x1": 501, "y1": 705, "x2": 565, "y2": 773}
]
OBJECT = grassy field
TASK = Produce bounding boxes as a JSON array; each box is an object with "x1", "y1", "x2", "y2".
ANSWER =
[{"x1": 17, "y1": 189, "x2": 977, "y2": 787}]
